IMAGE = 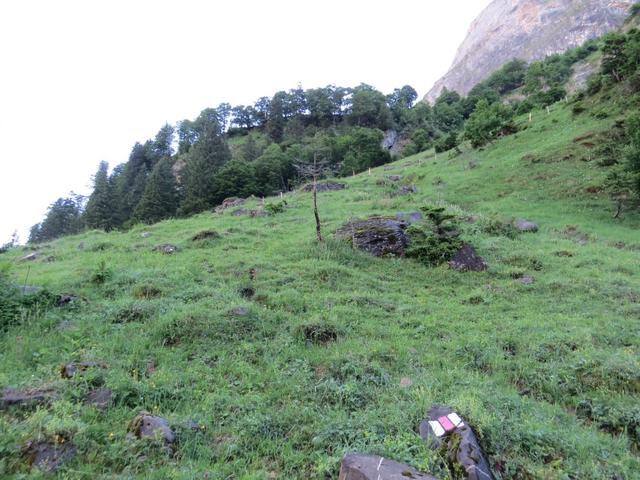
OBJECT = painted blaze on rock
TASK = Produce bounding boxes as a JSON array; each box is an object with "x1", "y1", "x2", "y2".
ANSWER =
[{"x1": 420, "y1": 405, "x2": 495, "y2": 480}]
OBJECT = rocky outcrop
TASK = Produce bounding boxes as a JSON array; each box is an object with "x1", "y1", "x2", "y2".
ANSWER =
[
  {"x1": 425, "y1": 0, "x2": 634, "y2": 103},
  {"x1": 338, "y1": 454, "x2": 438, "y2": 480},
  {"x1": 336, "y1": 217, "x2": 410, "y2": 257}
]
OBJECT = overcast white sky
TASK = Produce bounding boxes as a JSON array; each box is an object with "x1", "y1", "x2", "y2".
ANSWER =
[{"x1": 0, "y1": 0, "x2": 491, "y2": 243}]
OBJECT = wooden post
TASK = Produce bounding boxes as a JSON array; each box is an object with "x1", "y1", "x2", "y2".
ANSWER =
[
  {"x1": 529, "y1": 112, "x2": 532, "y2": 122},
  {"x1": 368, "y1": 167, "x2": 371, "y2": 176},
  {"x1": 546, "y1": 106, "x2": 550, "y2": 115}
]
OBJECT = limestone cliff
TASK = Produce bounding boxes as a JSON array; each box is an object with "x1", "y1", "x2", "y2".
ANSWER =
[{"x1": 425, "y1": 0, "x2": 634, "y2": 102}]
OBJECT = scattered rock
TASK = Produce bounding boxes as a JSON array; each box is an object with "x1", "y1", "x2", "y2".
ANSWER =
[
  {"x1": 239, "y1": 286, "x2": 255, "y2": 299},
  {"x1": 16, "y1": 285, "x2": 43, "y2": 296},
  {"x1": 44, "y1": 255, "x2": 56, "y2": 263},
  {"x1": 85, "y1": 388, "x2": 113, "y2": 411},
  {"x1": 514, "y1": 219, "x2": 539, "y2": 233},
  {"x1": 146, "y1": 359, "x2": 158, "y2": 376},
  {"x1": 60, "y1": 362, "x2": 105, "y2": 379},
  {"x1": 232, "y1": 208, "x2": 266, "y2": 217},
  {"x1": 398, "y1": 184, "x2": 418, "y2": 195},
  {"x1": 386, "y1": 175, "x2": 403, "y2": 182},
  {"x1": 420, "y1": 405, "x2": 495, "y2": 480},
  {"x1": 140, "y1": 232, "x2": 152, "y2": 238},
  {"x1": 400, "y1": 377, "x2": 413, "y2": 388},
  {"x1": 336, "y1": 217, "x2": 409, "y2": 257},
  {"x1": 77, "y1": 242, "x2": 85, "y2": 250},
  {"x1": 183, "y1": 420, "x2": 203, "y2": 432},
  {"x1": 520, "y1": 276, "x2": 535, "y2": 285},
  {"x1": 395, "y1": 212, "x2": 423, "y2": 225},
  {"x1": 129, "y1": 412, "x2": 175, "y2": 444},
  {"x1": 231, "y1": 306, "x2": 250, "y2": 317},
  {"x1": 134, "y1": 285, "x2": 162, "y2": 299},
  {"x1": 301, "y1": 182, "x2": 346, "y2": 192},
  {"x1": 57, "y1": 320, "x2": 75, "y2": 332},
  {"x1": 57, "y1": 294, "x2": 78, "y2": 306},
  {"x1": 191, "y1": 230, "x2": 220, "y2": 241},
  {"x1": 1, "y1": 387, "x2": 57, "y2": 409},
  {"x1": 296, "y1": 323, "x2": 338, "y2": 345},
  {"x1": 24, "y1": 440, "x2": 77, "y2": 473},
  {"x1": 448, "y1": 244, "x2": 488, "y2": 272},
  {"x1": 154, "y1": 244, "x2": 178, "y2": 254},
  {"x1": 215, "y1": 197, "x2": 245, "y2": 213},
  {"x1": 19, "y1": 253, "x2": 38, "y2": 262},
  {"x1": 338, "y1": 453, "x2": 438, "y2": 480}
]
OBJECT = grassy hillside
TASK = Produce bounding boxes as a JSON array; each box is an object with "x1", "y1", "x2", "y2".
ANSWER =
[{"x1": 1, "y1": 101, "x2": 639, "y2": 479}]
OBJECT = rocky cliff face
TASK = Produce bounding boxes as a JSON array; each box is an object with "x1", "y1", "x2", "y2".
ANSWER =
[{"x1": 425, "y1": 0, "x2": 634, "y2": 103}]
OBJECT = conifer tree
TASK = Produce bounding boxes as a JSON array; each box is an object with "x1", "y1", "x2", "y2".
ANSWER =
[
  {"x1": 84, "y1": 161, "x2": 116, "y2": 230},
  {"x1": 179, "y1": 118, "x2": 231, "y2": 215},
  {"x1": 133, "y1": 158, "x2": 179, "y2": 224}
]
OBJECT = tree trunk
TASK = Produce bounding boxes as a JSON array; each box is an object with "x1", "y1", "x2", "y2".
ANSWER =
[{"x1": 313, "y1": 155, "x2": 323, "y2": 243}]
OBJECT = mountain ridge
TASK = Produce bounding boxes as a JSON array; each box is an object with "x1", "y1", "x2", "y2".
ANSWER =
[{"x1": 425, "y1": 0, "x2": 635, "y2": 103}]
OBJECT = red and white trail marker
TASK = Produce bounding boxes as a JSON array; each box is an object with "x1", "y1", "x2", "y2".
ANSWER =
[{"x1": 428, "y1": 412, "x2": 464, "y2": 437}]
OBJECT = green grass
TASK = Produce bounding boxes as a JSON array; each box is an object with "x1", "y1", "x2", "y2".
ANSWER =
[{"x1": 1, "y1": 102, "x2": 639, "y2": 479}]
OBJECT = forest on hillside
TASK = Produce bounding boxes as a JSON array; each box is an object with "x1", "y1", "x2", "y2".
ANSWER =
[{"x1": 23, "y1": 18, "x2": 640, "y2": 246}]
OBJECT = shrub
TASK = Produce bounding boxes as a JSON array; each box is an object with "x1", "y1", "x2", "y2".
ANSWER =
[
  {"x1": 406, "y1": 206, "x2": 463, "y2": 266},
  {"x1": 264, "y1": 200, "x2": 287, "y2": 215},
  {"x1": 0, "y1": 265, "x2": 57, "y2": 331},
  {"x1": 90, "y1": 260, "x2": 112, "y2": 285},
  {"x1": 434, "y1": 131, "x2": 460, "y2": 153},
  {"x1": 480, "y1": 216, "x2": 520, "y2": 239}
]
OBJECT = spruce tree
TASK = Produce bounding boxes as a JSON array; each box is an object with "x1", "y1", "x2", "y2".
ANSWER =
[
  {"x1": 133, "y1": 158, "x2": 179, "y2": 224},
  {"x1": 179, "y1": 119, "x2": 231, "y2": 215},
  {"x1": 84, "y1": 161, "x2": 116, "y2": 230}
]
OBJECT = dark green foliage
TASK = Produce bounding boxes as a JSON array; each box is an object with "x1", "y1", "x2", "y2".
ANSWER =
[
  {"x1": 254, "y1": 144, "x2": 288, "y2": 196},
  {"x1": 90, "y1": 260, "x2": 112, "y2": 285},
  {"x1": 339, "y1": 128, "x2": 391, "y2": 175},
  {"x1": 180, "y1": 120, "x2": 231, "y2": 215},
  {"x1": 266, "y1": 91, "x2": 287, "y2": 142},
  {"x1": 348, "y1": 84, "x2": 392, "y2": 130},
  {"x1": 264, "y1": 200, "x2": 287, "y2": 215},
  {"x1": 213, "y1": 160, "x2": 258, "y2": 204},
  {"x1": 605, "y1": 113, "x2": 640, "y2": 214},
  {"x1": 433, "y1": 90, "x2": 464, "y2": 132},
  {"x1": 133, "y1": 158, "x2": 179, "y2": 224},
  {"x1": 84, "y1": 161, "x2": 117, "y2": 231},
  {"x1": 464, "y1": 99, "x2": 515, "y2": 148},
  {"x1": 28, "y1": 195, "x2": 84, "y2": 243},
  {"x1": 0, "y1": 266, "x2": 56, "y2": 331},
  {"x1": 480, "y1": 216, "x2": 520, "y2": 239},
  {"x1": 405, "y1": 206, "x2": 464, "y2": 266},
  {"x1": 434, "y1": 131, "x2": 460, "y2": 153}
]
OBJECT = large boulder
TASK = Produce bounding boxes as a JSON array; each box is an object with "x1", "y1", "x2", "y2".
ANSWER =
[
  {"x1": 153, "y1": 244, "x2": 178, "y2": 254},
  {"x1": 84, "y1": 388, "x2": 113, "y2": 411},
  {"x1": 336, "y1": 217, "x2": 409, "y2": 257},
  {"x1": 448, "y1": 244, "x2": 488, "y2": 272},
  {"x1": 60, "y1": 362, "x2": 105, "y2": 379},
  {"x1": 339, "y1": 453, "x2": 439, "y2": 480},
  {"x1": 1, "y1": 387, "x2": 57, "y2": 410},
  {"x1": 420, "y1": 405, "x2": 495, "y2": 480},
  {"x1": 24, "y1": 440, "x2": 77, "y2": 473},
  {"x1": 514, "y1": 219, "x2": 539, "y2": 233},
  {"x1": 129, "y1": 412, "x2": 175, "y2": 444}
]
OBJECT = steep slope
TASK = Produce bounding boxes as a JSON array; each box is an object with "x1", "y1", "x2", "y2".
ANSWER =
[
  {"x1": 1, "y1": 99, "x2": 639, "y2": 477},
  {"x1": 425, "y1": 0, "x2": 634, "y2": 102}
]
